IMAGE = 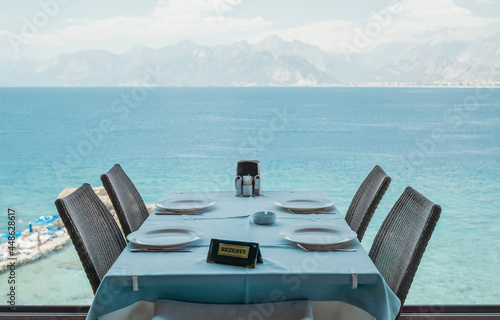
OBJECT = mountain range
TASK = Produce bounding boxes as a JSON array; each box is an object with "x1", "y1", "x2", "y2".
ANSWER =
[{"x1": 1, "y1": 34, "x2": 499, "y2": 86}]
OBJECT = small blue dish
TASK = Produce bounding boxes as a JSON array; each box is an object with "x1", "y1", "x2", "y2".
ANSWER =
[{"x1": 252, "y1": 211, "x2": 276, "y2": 225}]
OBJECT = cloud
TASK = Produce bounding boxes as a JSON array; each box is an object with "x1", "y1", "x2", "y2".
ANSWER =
[
  {"x1": 246, "y1": 0, "x2": 497, "y2": 54},
  {"x1": 153, "y1": 0, "x2": 242, "y2": 16},
  {"x1": 26, "y1": 33, "x2": 67, "y2": 46},
  {"x1": 1, "y1": 0, "x2": 496, "y2": 57},
  {"x1": 389, "y1": 0, "x2": 496, "y2": 32},
  {"x1": 363, "y1": 0, "x2": 498, "y2": 47},
  {"x1": 37, "y1": 0, "x2": 271, "y2": 42}
]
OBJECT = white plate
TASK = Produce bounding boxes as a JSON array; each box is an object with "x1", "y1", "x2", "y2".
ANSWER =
[
  {"x1": 279, "y1": 225, "x2": 357, "y2": 246},
  {"x1": 127, "y1": 226, "x2": 204, "y2": 248},
  {"x1": 156, "y1": 198, "x2": 216, "y2": 212},
  {"x1": 273, "y1": 198, "x2": 334, "y2": 213}
]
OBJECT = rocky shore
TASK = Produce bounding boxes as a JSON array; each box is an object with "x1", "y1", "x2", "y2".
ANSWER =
[{"x1": 0, "y1": 187, "x2": 154, "y2": 273}]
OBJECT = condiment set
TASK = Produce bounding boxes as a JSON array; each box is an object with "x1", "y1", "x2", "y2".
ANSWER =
[{"x1": 235, "y1": 160, "x2": 261, "y2": 197}]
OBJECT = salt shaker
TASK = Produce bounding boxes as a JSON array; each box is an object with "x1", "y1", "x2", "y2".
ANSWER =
[{"x1": 242, "y1": 175, "x2": 253, "y2": 197}]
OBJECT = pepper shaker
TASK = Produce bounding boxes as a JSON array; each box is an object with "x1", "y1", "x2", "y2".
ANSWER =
[
  {"x1": 253, "y1": 175, "x2": 261, "y2": 196},
  {"x1": 235, "y1": 175, "x2": 242, "y2": 196}
]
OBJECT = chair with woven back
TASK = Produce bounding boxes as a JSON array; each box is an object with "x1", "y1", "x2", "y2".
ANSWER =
[
  {"x1": 101, "y1": 164, "x2": 149, "y2": 237},
  {"x1": 344, "y1": 165, "x2": 391, "y2": 241},
  {"x1": 55, "y1": 183, "x2": 127, "y2": 293},
  {"x1": 369, "y1": 186, "x2": 441, "y2": 317}
]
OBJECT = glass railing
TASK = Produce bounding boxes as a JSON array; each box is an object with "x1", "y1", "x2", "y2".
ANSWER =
[{"x1": 0, "y1": 87, "x2": 498, "y2": 307}]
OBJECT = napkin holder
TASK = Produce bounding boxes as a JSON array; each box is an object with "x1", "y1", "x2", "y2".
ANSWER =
[
  {"x1": 207, "y1": 239, "x2": 263, "y2": 268},
  {"x1": 235, "y1": 160, "x2": 261, "y2": 197}
]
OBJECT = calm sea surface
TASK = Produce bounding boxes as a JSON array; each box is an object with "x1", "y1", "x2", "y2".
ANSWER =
[{"x1": 0, "y1": 87, "x2": 499, "y2": 305}]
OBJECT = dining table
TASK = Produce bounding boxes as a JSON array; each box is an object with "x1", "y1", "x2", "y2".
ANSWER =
[{"x1": 86, "y1": 191, "x2": 401, "y2": 320}]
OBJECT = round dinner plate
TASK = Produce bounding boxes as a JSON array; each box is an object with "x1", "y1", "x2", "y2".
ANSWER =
[
  {"x1": 156, "y1": 198, "x2": 216, "y2": 212},
  {"x1": 273, "y1": 198, "x2": 334, "y2": 213},
  {"x1": 279, "y1": 225, "x2": 357, "y2": 246},
  {"x1": 127, "y1": 226, "x2": 205, "y2": 248}
]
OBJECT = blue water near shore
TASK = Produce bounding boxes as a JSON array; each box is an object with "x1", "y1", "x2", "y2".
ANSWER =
[{"x1": 0, "y1": 87, "x2": 499, "y2": 305}]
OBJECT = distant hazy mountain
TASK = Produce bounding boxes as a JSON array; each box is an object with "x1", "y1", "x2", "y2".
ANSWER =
[
  {"x1": 376, "y1": 46, "x2": 500, "y2": 84},
  {"x1": 1, "y1": 34, "x2": 499, "y2": 86},
  {"x1": 458, "y1": 33, "x2": 500, "y2": 69}
]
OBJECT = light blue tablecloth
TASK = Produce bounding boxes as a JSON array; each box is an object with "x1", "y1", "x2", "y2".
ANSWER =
[{"x1": 87, "y1": 191, "x2": 400, "y2": 320}]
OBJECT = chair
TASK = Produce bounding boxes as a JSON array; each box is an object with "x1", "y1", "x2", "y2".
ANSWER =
[
  {"x1": 55, "y1": 183, "x2": 127, "y2": 293},
  {"x1": 369, "y1": 186, "x2": 441, "y2": 315},
  {"x1": 344, "y1": 165, "x2": 391, "y2": 241},
  {"x1": 101, "y1": 164, "x2": 149, "y2": 237}
]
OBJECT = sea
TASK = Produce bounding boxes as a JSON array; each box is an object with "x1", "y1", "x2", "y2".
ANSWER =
[{"x1": 0, "y1": 87, "x2": 498, "y2": 305}]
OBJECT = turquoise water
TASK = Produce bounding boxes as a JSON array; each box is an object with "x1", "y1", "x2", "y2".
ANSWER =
[{"x1": 0, "y1": 87, "x2": 499, "y2": 305}]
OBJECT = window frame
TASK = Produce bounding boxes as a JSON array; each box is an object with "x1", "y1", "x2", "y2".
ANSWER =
[{"x1": 0, "y1": 305, "x2": 499, "y2": 319}]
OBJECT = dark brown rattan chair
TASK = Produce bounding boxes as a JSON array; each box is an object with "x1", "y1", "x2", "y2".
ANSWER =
[
  {"x1": 369, "y1": 186, "x2": 441, "y2": 315},
  {"x1": 55, "y1": 183, "x2": 127, "y2": 293},
  {"x1": 101, "y1": 164, "x2": 149, "y2": 237},
  {"x1": 344, "y1": 165, "x2": 391, "y2": 241}
]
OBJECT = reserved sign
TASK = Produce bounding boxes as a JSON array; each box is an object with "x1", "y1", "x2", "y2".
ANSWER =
[
  {"x1": 207, "y1": 239, "x2": 262, "y2": 268},
  {"x1": 218, "y1": 243, "x2": 250, "y2": 259}
]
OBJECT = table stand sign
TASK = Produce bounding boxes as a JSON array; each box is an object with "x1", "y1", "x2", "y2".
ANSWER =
[{"x1": 207, "y1": 239, "x2": 263, "y2": 268}]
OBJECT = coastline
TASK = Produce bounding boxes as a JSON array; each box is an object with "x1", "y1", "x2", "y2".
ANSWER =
[
  {"x1": 0, "y1": 84, "x2": 499, "y2": 88},
  {"x1": 0, "y1": 186, "x2": 154, "y2": 274},
  {"x1": 0, "y1": 225, "x2": 70, "y2": 273}
]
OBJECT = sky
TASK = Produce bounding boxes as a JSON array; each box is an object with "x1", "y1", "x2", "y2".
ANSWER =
[{"x1": 0, "y1": 0, "x2": 499, "y2": 60}]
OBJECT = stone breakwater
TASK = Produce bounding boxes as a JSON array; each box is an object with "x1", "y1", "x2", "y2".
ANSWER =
[
  {"x1": 0, "y1": 186, "x2": 154, "y2": 273},
  {"x1": 0, "y1": 223, "x2": 70, "y2": 273}
]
